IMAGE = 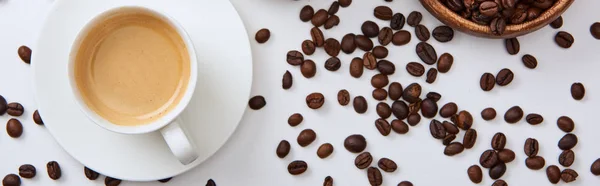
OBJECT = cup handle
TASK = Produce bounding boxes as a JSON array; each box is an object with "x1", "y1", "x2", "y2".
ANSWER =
[{"x1": 160, "y1": 118, "x2": 198, "y2": 165}]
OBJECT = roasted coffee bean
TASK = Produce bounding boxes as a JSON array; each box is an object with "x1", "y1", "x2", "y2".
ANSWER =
[
  {"x1": 445, "y1": 142, "x2": 465, "y2": 156},
  {"x1": 432, "y1": 26, "x2": 454, "y2": 42},
  {"x1": 306, "y1": 92, "x2": 324, "y2": 109},
  {"x1": 328, "y1": 2, "x2": 340, "y2": 15},
  {"x1": 375, "y1": 119, "x2": 391, "y2": 136},
  {"x1": 301, "y1": 40, "x2": 316, "y2": 56},
  {"x1": 480, "y1": 73, "x2": 496, "y2": 91},
  {"x1": 392, "y1": 30, "x2": 411, "y2": 46},
  {"x1": 522, "y1": 54, "x2": 538, "y2": 69},
  {"x1": 456, "y1": 110, "x2": 473, "y2": 130},
  {"x1": 310, "y1": 27, "x2": 325, "y2": 47},
  {"x1": 468, "y1": 165, "x2": 483, "y2": 183},
  {"x1": 324, "y1": 16, "x2": 341, "y2": 29},
  {"x1": 367, "y1": 167, "x2": 383, "y2": 186},
  {"x1": 403, "y1": 83, "x2": 421, "y2": 103},
  {"x1": 255, "y1": 28, "x2": 270, "y2": 43},
  {"x1": 378, "y1": 27, "x2": 394, "y2": 46},
  {"x1": 496, "y1": 68, "x2": 514, "y2": 86},
  {"x1": 355, "y1": 152, "x2": 373, "y2": 169},
  {"x1": 388, "y1": 82, "x2": 402, "y2": 100},
  {"x1": 571, "y1": 82, "x2": 585, "y2": 100},
  {"x1": 158, "y1": 177, "x2": 172, "y2": 183},
  {"x1": 415, "y1": 25, "x2": 430, "y2": 41},
  {"x1": 282, "y1": 71, "x2": 293, "y2": 90},
  {"x1": 463, "y1": 129, "x2": 477, "y2": 149},
  {"x1": 363, "y1": 52, "x2": 378, "y2": 70},
  {"x1": 591, "y1": 158, "x2": 600, "y2": 175},
  {"x1": 446, "y1": 0, "x2": 465, "y2": 11},
  {"x1": 556, "y1": 116, "x2": 574, "y2": 133},
  {"x1": 558, "y1": 133, "x2": 578, "y2": 150},
  {"x1": 426, "y1": 68, "x2": 438, "y2": 84},
  {"x1": 392, "y1": 100, "x2": 409, "y2": 120},
  {"x1": 421, "y1": 98, "x2": 438, "y2": 118},
  {"x1": 547, "y1": 165, "x2": 561, "y2": 184},
  {"x1": 443, "y1": 121, "x2": 459, "y2": 134},
  {"x1": 288, "y1": 113, "x2": 303, "y2": 127},
  {"x1": 377, "y1": 60, "x2": 395, "y2": 75},
  {"x1": 426, "y1": 92, "x2": 442, "y2": 102},
  {"x1": 526, "y1": 113, "x2": 543, "y2": 125},
  {"x1": 338, "y1": 89, "x2": 350, "y2": 106},
  {"x1": 480, "y1": 1, "x2": 500, "y2": 16},
  {"x1": 301, "y1": 59, "x2": 317, "y2": 78},
  {"x1": 504, "y1": 106, "x2": 523, "y2": 123},
  {"x1": 345, "y1": 134, "x2": 367, "y2": 153},
  {"x1": 288, "y1": 160, "x2": 308, "y2": 175},
  {"x1": 371, "y1": 74, "x2": 389, "y2": 88},
  {"x1": 312, "y1": 9, "x2": 328, "y2": 27},
  {"x1": 297, "y1": 129, "x2": 316, "y2": 147},
  {"x1": 498, "y1": 149, "x2": 515, "y2": 163},
  {"x1": 374, "y1": 6, "x2": 393, "y2": 20},
  {"x1": 526, "y1": 156, "x2": 546, "y2": 170},
  {"x1": 416, "y1": 42, "x2": 437, "y2": 65},
  {"x1": 3, "y1": 174, "x2": 20, "y2": 186},
  {"x1": 84, "y1": 167, "x2": 99, "y2": 180},
  {"x1": 341, "y1": 33, "x2": 357, "y2": 54},
  {"x1": 376, "y1": 102, "x2": 392, "y2": 119},
  {"x1": 505, "y1": 38, "x2": 520, "y2": 55},
  {"x1": 350, "y1": 57, "x2": 364, "y2": 78},
  {"x1": 287, "y1": 50, "x2": 304, "y2": 66},
  {"x1": 492, "y1": 132, "x2": 507, "y2": 150},
  {"x1": 323, "y1": 176, "x2": 333, "y2": 186},
  {"x1": 409, "y1": 100, "x2": 423, "y2": 114},
  {"x1": 480, "y1": 150, "x2": 500, "y2": 168},
  {"x1": 277, "y1": 140, "x2": 291, "y2": 158},
  {"x1": 549, "y1": 16, "x2": 563, "y2": 29},
  {"x1": 362, "y1": 21, "x2": 380, "y2": 38},
  {"x1": 0, "y1": 95, "x2": 6, "y2": 115},
  {"x1": 490, "y1": 17, "x2": 506, "y2": 35},
  {"x1": 391, "y1": 119, "x2": 409, "y2": 134},
  {"x1": 492, "y1": 180, "x2": 507, "y2": 186},
  {"x1": 46, "y1": 161, "x2": 61, "y2": 180},
  {"x1": 407, "y1": 11, "x2": 422, "y2": 27},
  {"x1": 339, "y1": 0, "x2": 352, "y2": 7},
  {"x1": 559, "y1": 150, "x2": 575, "y2": 167},
  {"x1": 18, "y1": 45, "x2": 31, "y2": 64},
  {"x1": 378, "y1": 158, "x2": 397, "y2": 172},
  {"x1": 443, "y1": 134, "x2": 456, "y2": 146},
  {"x1": 524, "y1": 138, "x2": 539, "y2": 157},
  {"x1": 391, "y1": 13, "x2": 406, "y2": 30},
  {"x1": 407, "y1": 113, "x2": 421, "y2": 126},
  {"x1": 6, "y1": 119, "x2": 22, "y2": 138},
  {"x1": 437, "y1": 53, "x2": 453, "y2": 73},
  {"x1": 372, "y1": 46, "x2": 388, "y2": 59},
  {"x1": 592, "y1": 22, "x2": 600, "y2": 39},
  {"x1": 353, "y1": 96, "x2": 368, "y2": 114},
  {"x1": 398, "y1": 181, "x2": 413, "y2": 186},
  {"x1": 206, "y1": 179, "x2": 216, "y2": 186},
  {"x1": 317, "y1": 143, "x2": 334, "y2": 158},
  {"x1": 561, "y1": 169, "x2": 578, "y2": 182},
  {"x1": 555, "y1": 31, "x2": 574, "y2": 48},
  {"x1": 481, "y1": 107, "x2": 497, "y2": 120},
  {"x1": 325, "y1": 57, "x2": 341, "y2": 71},
  {"x1": 373, "y1": 89, "x2": 388, "y2": 101},
  {"x1": 18, "y1": 164, "x2": 36, "y2": 178},
  {"x1": 440, "y1": 102, "x2": 458, "y2": 118},
  {"x1": 355, "y1": 35, "x2": 374, "y2": 51},
  {"x1": 6, "y1": 102, "x2": 24, "y2": 116},
  {"x1": 299, "y1": 5, "x2": 314, "y2": 22},
  {"x1": 324, "y1": 38, "x2": 341, "y2": 57},
  {"x1": 406, "y1": 62, "x2": 425, "y2": 77},
  {"x1": 489, "y1": 163, "x2": 507, "y2": 179},
  {"x1": 429, "y1": 119, "x2": 446, "y2": 139}
]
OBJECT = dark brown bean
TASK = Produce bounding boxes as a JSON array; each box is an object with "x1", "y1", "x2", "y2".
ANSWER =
[
  {"x1": 378, "y1": 27, "x2": 394, "y2": 46},
  {"x1": 444, "y1": 142, "x2": 465, "y2": 156},
  {"x1": 429, "y1": 119, "x2": 446, "y2": 139},
  {"x1": 388, "y1": 82, "x2": 402, "y2": 100},
  {"x1": 498, "y1": 149, "x2": 515, "y2": 163},
  {"x1": 287, "y1": 50, "x2": 304, "y2": 66},
  {"x1": 345, "y1": 134, "x2": 367, "y2": 153},
  {"x1": 561, "y1": 169, "x2": 578, "y2": 183},
  {"x1": 341, "y1": 33, "x2": 356, "y2": 54},
  {"x1": 559, "y1": 150, "x2": 575, "y2": 167},
  {"x1": 299, "y1": 5, "x2": 314, "y2": 22},
  {"x1": 591, "y1": 158, "x2": 600, "y2": 175},
  {"x1": 355, "y1": 35, "x2": 374, "y2": 51},
  {"x1": 355, "y1": 152, "x2": 373, "y2": 169},
  {"x1": 350, "y1": 57, "x2": 364, "y2": 78},
  {"x1": 363, "y1": 52, "x2": 377, "y2": 70},
  {"x1": 492, "y1": 132, "x2": 507, "y2": 150},
  {"x1": 443, "y1": 121, "x2": 459, "y2": 135},
  {"x1": 480, "y1": 150, "x2": 499, "y2": 168},
  {"x1": 6, "y1": 119, "x2": 23, "y2": 138},
  {"x1": 439, "y1": 102, "x2": 458, "y2": 118},
  {"x1": 306, "y1": 92, "x2": 324, "y2": 109},
  {"x1": 505, "y1": 38, "x2": 520, "y2": 55},
  {"x1": 504, "y1": 106, "x2": 523, "y2": 124},
  {"x1": 443, "y1": 134, "x2": 456, "y2": 146},
  {"x1": 328, "y1": 2, "x2": 340, "y2": 15},
  {"x1": 480, "y1": 73, "x2": 496, "y2": 91},
  {"x1": 372, "y1": 46, "x2": 388, "y2": 59},
  {"x1": 324, "y1": 38, "x2": 341, "y2": 57},
  {"x1": 526, "y1": 113, "x2": 543, "y2": 125},
  {"x1": 416, "y1": 42, "x2": 437, "y2": 65},
  {"x1": 524, "y1": 138, "x2": 539, "y2": 157},
  {"x1": 19, "y1": 164, "x2": 36, "y2": 178},
  {"x1": 310, "y1": 27, "x2": 325, "y2": 47},
  {"x1": 390, "y1": 13, "x2": 405, "y2": 30},
  {"x1": 84, "y1": 167, "x2": 99, "y2": 180},
  {"x1": 402, "y1": 83, "x2": 421, "y2": 103},
  {"x1": 353, "y1": 96, "x2": 368, "y2": 114},
  {"x1": 372, "y1": 89, "x2": 388, "y2": 101},
  {"x1": 288, "y1": 160, "x2": 308, "y2": 175},
  {"x1": 311, "y1": 9, "x2": 328, "y2": 27},
  {"x1": 496, "y1": 68, "x2": 514, "y2": 86},
  {"x1": 18, "y1": 45, "x2": 31, "y2": 64},
  {"x1": 547, "y1": 165, "x2": 561, "y2": 184},
  {"x1": 371, "y1": 74, "x2": 389, "y2": 88},
  {"x1": 325, "y1": 57, "x2": 341, "y2": 71},
  {"x1": 555, "y1": 31, "x2": 575, "y2": 48},
  {"x1": 378, "y1": 158, "x2": 397, "y2": 172},
  {"x1": 550, "y1": 16, "x2": 563, "y2": 29},
  {"x1": 301, "y1": 59, "x2": 317, "y2": 78},
  {"x1": 374, "y1": 6, "x2": 393, "y2": 20},
  {"x1": 377, "y1": 60, "x2": 395, "y2": 75},
  {"x1": 558, "y1": 133, "x2": 578, "y2": 150},
  {"x1": 361, "y1": 21, "x2": 380, "y2": 38},
  {"x1": 367, "y1": 167, "x2": 383, "y2": 186},
  {"x1": 407, "y1": 11, "x2": 422, "y2": 27},
  {"x1": 374, "y1": 118, "x2": 391, "y2": 136},
  {"x1": 415, "y1": 24, "x2": 430, "y2": 42},
  {"x1": 522, "y1": 54, "x2": 538, "y2": 69},
  {"x1": 339, "y1": 0, "x2": 352, "y2": 7},
  {"x1": 468, "y1": 165, "x2": 483, "y2": 183},
  {"x1": 317, "y1": 143, "x2": 334, "y2": 158},
  {"x1": 338, "y1": 89, "x2": 350, "y2": 106},
  {"x1": 6, "y1": 102, "x2": 24, "y2": 116},
  {"x1": 456, "y1": 110, "x2": 473, "y2": 130},
  {"x1": 46, "y1": 161, "x2": 61, "y2": 180},
  {"x1": 406, "y1": 62, "x2": 425, "y2": 77},
  {"x1": 3, "y1": 174, "x2": 20, "y2": 186},
  {"x1": 526, "y1": 156, "x2": 546, "y2": 170},
  {"x1": 323, "y1": 176, "x2": 333, "y2": 186},
  {"x1": 255, "y1": 28, "x2": 270, "y2": 43},
  {"x1": 391, "y1": 119, "x2": 409, "y2": 134},
  {"x1": 277, "y1": 140, "x2": 291, "y2": 158},
  {"x1": 437, "y1": 53, "x2": 453, "y2": 73},
  {"x1": 557, "y1": 116, "x2": 575, "y2": 132},
  {"x1": 282, "y1": 70, "x2": 292, "y2": 90},
  {"x1": 301, "y1": 40, "x2": 316, "y2": 56},
  {"x1": 463, "y1": 129, "x2": 477, "y2": 149},
  {"x1": 571, "y1": 82, "x2": 585, "y2": 100},
  {"x1": 426, "y1": 68, "x2": 438, "y2": 84},
  {"x1": 392, "y1": 30, "x2": 411, "y2": 46},
  {"x1": 297, "y1": 129, "x2": 317, "y2": 147},
  {"x1": 376, "y1": 102, "x2": 392, "y2": 119},
  {"x1": 481, "y1": 107, "x2": 497, "y2": 120},
  {"x1": 489, "y1": 163, "x2": 507, "y2": 179}
]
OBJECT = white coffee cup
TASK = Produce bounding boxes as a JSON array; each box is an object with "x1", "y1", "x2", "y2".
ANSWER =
[{"x1": 67, "y1": 6, "x2": 199, "y2": 165}]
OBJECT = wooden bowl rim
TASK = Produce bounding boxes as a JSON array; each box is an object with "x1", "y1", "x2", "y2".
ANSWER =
[{"x1": 419, "y1": 0, "x2": 575, "y2": 38}]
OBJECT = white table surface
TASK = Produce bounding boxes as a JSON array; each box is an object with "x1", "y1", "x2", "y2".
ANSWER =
[{"x1": 1, "y1": 0, "x2": 600, "y2": 185}]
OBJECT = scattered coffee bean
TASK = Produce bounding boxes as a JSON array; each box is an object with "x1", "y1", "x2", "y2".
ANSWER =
[
  {"x1": 591, "y1": 158, "x2": 600, "y2": 175},
  {"x1": 561, "y1": 169, "x2": 578, "y2": 183},
  {"x1": 392, "y1": 100, "x2": 409, "y2": 120},
  {"x1": 558, "y1": 133, "x2": 578, "y2": 150},
  {"x1": 489, "y1": 163, "x2": 507, "y2": 179},
  {"x1": 571, "y1": 82, "x2": 585, "y2": 100},
  {"x1": 345, "y1": 134, "x2": 367, "y2": 153},
  {"x1": 362, "y1": 21, "x2": 380, "y2": 38},
  {"x1": 288, "y1": 113, "x2": 303, "y2": 127},
  {"x1": 492, "y1": 180, "x2": 507, "y2": 186},
  {"x1": 388, "y1": 82, "x2": 403, "y2": 100},
  {"x1": 353, "y1": 96, "x2": 368, "y2": 114},
  {"x1": 377, "y1": 60, "x2": 395, "y2": 75},
  {"x1": 406, "y1": 62, "x2": 425, "y2": 77},
  {"x1": 325, "y1": 57, "x2": 341, "y2": 71},
  {"x1": 339, "y1": 0, "x2": 352, "y2": 7},
  {"x1": 375, "y1": 118, "x2": 392, "y2": 136},
  {"x1": 378, "y1": 158, "x2": 397, "y2": 172},
  {"x1": 504, "y1": 106, "x2": 523, "y2": 123},
  {"x1": 18, "y1": 45, "x2": 31, "y2": 64},
  {"x1": 255, "y1": 28, "x2": 270, "y2": 43},
  {"x1": 323, "y1": 176, "x2": 333, "y2": 186},
  {"x1": 328, "y1": 2, "x2": 339, "y2": 15},
  {"x1": 2, "y1": 174, "x2": 20, "y2": 186},
  {"x1": 374, "y1": 6, "x2": 393, "y2": 20},
  {"x1": 372, "y1": 89, "x2": 388, "y2": 101},
  {"x1": 443, "y1": 121, "x2": 459, "y2": 134},
  {"x1": 18, "y1": 164, "x2": 36, "y2": 178},
  {"x1": 306, "y1": 92, "x2": 324, "y2": 109},
  {"x1": 288, "y1": 160, "x2": 308, "y2": 175},
  {"x1": 301, "y1": 40, "x2": 316, "y2": 55},
  {"x1": 526, "y1": 113, "x2": 543, "y2": 125},
  {"x1": 158, "y1": 177, "x2": 172, "y2": 183},
  {"x1": 391, "y1": 13, "x2": 405, "y2": 30},
  {"x1": 559, "y1": 150, "x2": 575, "y2": 167},
  {"x1": 301, "y1": 59, "x2": 317, "y2": 78},
  {"x1": 317, "y1": 143, "x2": 334, "y2": 158},
  {"x1": 0, "y1": 95, "x2": 6, "y2": 115},
  {"x1": 392, "y1": 30, "x2": 411, "y2": 46},
  {"x1": 437, "y1": 53, "x2": 453, "y2": 73},
  {"x1": 310, "y1": 27, "x2": 325, "y2": 47},
  {"x1": 468, "y1": 165, "x2": 483, "y2": 183},
  {"x1": 6, "y1": 118, "x2": 22, "y2": 138},
  {"x1": 403, "y1": 83, "x2": 422, "y2": 103},
  {"x1": 505, "y1": 38, "x2": 520, "y2": 55},
  {"x1": 378, "y1": 27, "x2": 393, "y2": 46},
  {"x1": 338, "y1": 89, "x2": 350, "y2": 106},
  {"x1": 355, "y1": 35, "x2": 374, "y2": 51},
  {"x1": 277, "y1": 140, "x2": 291, "y2": 158},
  {"x1": 407, "y1": 11, "x2": 422, "y2": 27},
  {"x1": 324, "y1": 38, "x2": 341, "y2": 57},
  {"x1": 341, "y1": 34, "x2": 357, "y2": 54},
  {"x1": 546, "y1": 165, "x2": 561, "y2": 183},
  {"x1": 445, "y1": 142, "x2": 465, "y2": 156},
  {"x1": 496, "y1": 68, "x2": 514, "y2": 86},
  {"x1": 391, "y1": 119, "x2": 409, "y2": 134},
  {"x1": 550, "y1": 16, "x2": 563, "y2": 29},
  {"x1": 84, "y1": 167, "x2": 99, "y2": 180},
  {"x1": 480, "y1": 149, "x2": 500, "y2": 168},
  {"x1": 480, "y1": 73, "x2": 496, "y2": 91},
  {"x1": 324, "y1": 16, "x2": 340, "y2": 29},
  {"x1": 6, "y1": 102, "x2": 24, "y2": 116},
  {"x1": 429, "y1": 119, "x2": 446, "y2": 139},
  {"x1": 522, "y1": 54, "x2": 538, "y2": 69},
  {"x1": 299, "y1": 5, "x2": 314, "y2": 22},
  {"x1": 524, "y1": 138, "x2": 539, "y2": 157},
  {"x1": 592, "y1": 22, "x2": 600, "y2": 39},
  {"x1": 456, "y1": 110, "x2": 473, "y2": 130},
  {"x1": 426, "y1": 92, "x2": 442, "y2": 102},
  {"x1": 398, "y1": 181, "x2": 413, "y2": 186},
  {"x1": 376, "y1": 102, "x2": 392, "y2": 119},
  {"x1": 463, "y1": 129, "x2": 477, "y2": 149},
  {"x1": 492, "y1": 132, "x2": 507, "y2": 150},
  {"x1": 426, "y1": 68, "x2": 438, "y2": 83},
  {"x1": 498, "y1": 149, "x2": 515, "y2": 163},
  {"x1": 371, "y1": 74, "x2": 389, "y2": 88},
  {"x1": 443, "y1": 134, "x2": 456, "y2": 146},
  {"x1": 363, "y1": 52, "x2": 378, "y2": 70},
  {"x1": 311, "y1": 9, "x2": 328, "y2": 27},
  {"x1": 287, "y1": 50, "x2": 304, "y2": 66},
  {"x1": 282, "y1": 71, "x2": 293, "y2": 90},
  {"x1": 372, "y1": 46, "x2": 388, "y2": 59},
  {"x1": 367, "y1": 167, "x2": 383, "y2": 186},
  {"x1": 526, "y1": 156, "x2": 546, "y2": 170},
  {"x1": 416, "y1": 42, "x2": 438, "y2": 65},
  {"x1": 355, "y1": 152, "x2": 373, "y2": 169},
  {"x1": 421, "y1": 98, "x2": 438, "y2": 118},
  {"x1": 415, "y1": 24, "x2": 430, "y2": 41},
  {"x1": 432, "y1": 26, "x2": 454, "y2": 42},
  {"x1": 555, "y1": 31, "x2": 574, "y2": 48},
  {"x1": 407, "y1": 113, "x2": 421, "y2": 126},
  {"x1": 46, "y1": 161, "x2": 61, "y2": 180},
  {"x1": 206, "y1": 179, "x2": 216, "y2": 186},
  {"x1": 350, "y1": 57, "x2": 364, "y2": 78},
  {"x1": 297, "y1": 129, "x2": 316, "y2": 147},
  {"x1": 481, "y1": 107, "x2": 497, "y2": 120},
  {"x1": 440, "y1": 102, "x2": 458, "y2": 118}
]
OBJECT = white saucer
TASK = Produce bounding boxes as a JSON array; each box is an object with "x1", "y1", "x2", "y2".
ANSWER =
[{"x1": 31, "y1": 0, "x2": 252, "y2": 181}]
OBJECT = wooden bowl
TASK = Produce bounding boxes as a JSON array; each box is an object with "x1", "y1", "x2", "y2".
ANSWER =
[{"x1": 419, "y1": 0, "x2": 575, "y2": 39}]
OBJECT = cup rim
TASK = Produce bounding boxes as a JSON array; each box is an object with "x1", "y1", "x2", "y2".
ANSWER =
[{"x1": 67, "y1": 6, "x2": 198, "y2": 134}]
